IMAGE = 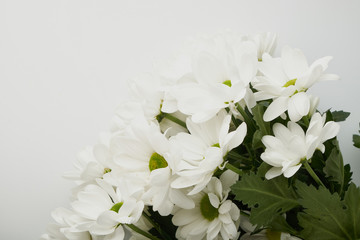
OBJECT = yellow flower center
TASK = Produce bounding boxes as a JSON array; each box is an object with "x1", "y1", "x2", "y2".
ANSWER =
[{"x1": 149, "y1": 152, "x2": 168, "y2": 172}]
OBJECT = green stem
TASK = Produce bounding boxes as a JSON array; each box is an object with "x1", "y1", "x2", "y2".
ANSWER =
[
  {"x1": 236, "y1": 104, "x2": 256, "y2": 132},
  {"x1": 245, "y1": 144, "x2": 255, "y2": 162},
  {"x1": 142, "y1": 212, "x2": 172, "y2": 240},
  {"x1": 303, "y1": 160, "x2": 325, "y2": 188},
  {"x1": 162, "y1": 113, "x2": 187, "y2": 129},
  {"x1": 302, "y1": 116, "x2": 310, "y2": 127},
  {"x1": 226, "y1": 151, "x2": 252, "y2": 163},
  {"x1": 127, "y1": 224, "x2": 161, "y2": 240},
  {"x1": 257, "y1": 115, "x2": 270, "y2": 136},
  {"x1": 225, "y1": 162, "x2": 243, "y2": 176}
]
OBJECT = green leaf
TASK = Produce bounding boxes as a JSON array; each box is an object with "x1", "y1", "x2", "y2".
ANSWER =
[
  {"x1": 252, "y1": 104, "x2": 271, "y2": 136},
  {"x1": 231, "y1": 173, "x2": 299, "y2": 228},
  {"x1": 343, "y1": 183, "x2": 360, "y2": 238},
  {"x1": 353, "y1": 135, "x2": 360, "y2": 148},
  {"x1": 331, "y1": 110, "x2": 350, "y2": 122},
  {"x1": 252, "y1": 130, "x2": 264, "y2": 150},
  {"x1": 323, "y1": 147, "x2": 344, "y2": 192},
  {"x1": 297, "y1": 182, "x2": 353, "y2": 240},
  {"x1": 343, "y1": 164, "x2": 353, "y2": 191},
  {"x1": 269, "y1": 215, "x2": 298, "y2": 235}
]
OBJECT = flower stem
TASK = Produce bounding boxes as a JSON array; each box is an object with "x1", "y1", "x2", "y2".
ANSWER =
[
  {"x1": 226, "y1": 151, "x2": 252, "y2": 163},
  {"x1": 236, "y1": 104, "x2": 256, "y2": 132},
  {"x1": 127, "y1": 224, "x2": 161, "y2": 240},
  {"x1": 142, "y1": 212, "x2": 172, "y2": 240},
  {"x1": 225, "y1": 162, "x2": 243, "y2": 176},
  {"x1": 162, "y1": 113, "x2": 187, "y2": 129},
  {"x1": 302, "y1": 115, "x2": 310, "y2": 127},
  {"x1": 303, "y1": 160, "x2": 325, "y2": 188}
]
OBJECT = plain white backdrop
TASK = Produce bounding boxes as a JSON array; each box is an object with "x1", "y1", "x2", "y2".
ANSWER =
[{"x1": 1, "y1": 0, "x2": 360, "y2": 239}]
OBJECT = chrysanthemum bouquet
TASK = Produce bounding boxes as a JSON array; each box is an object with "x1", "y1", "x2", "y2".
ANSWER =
[{"x1": 42, "y1": 32, "x2": 360, "y2": 240}]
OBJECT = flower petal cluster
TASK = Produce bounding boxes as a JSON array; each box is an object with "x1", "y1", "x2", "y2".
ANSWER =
[
  {"x1": 42, "y1": 31, "x2": 344, "y2": 240},
  {"x1": 261, "y1": 112, "x2": 340, "y2": 179},
  {"x1": 171, "y1": 110, "x2": 247, "y2": 195},
  {"x1": 172, "y1": 171, "x2": 240, "y2": 240},
  {"x1": 253, "y1": 46, "x2": 339, "y2": 122}
]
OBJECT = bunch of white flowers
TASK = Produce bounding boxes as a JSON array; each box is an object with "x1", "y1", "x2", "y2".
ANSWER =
[{"x1": 42, "y1": 31, "x2": 360, "y2": 240}]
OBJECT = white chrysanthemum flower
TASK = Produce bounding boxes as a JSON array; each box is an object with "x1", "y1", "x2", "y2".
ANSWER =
[
  {"x1": 41, "y1": 208, "x2": 91, "y2": 240},
  {"x1": 261, "y1": 112, "x2": 340, "y2": 179},
  {"x1": 239, "y1": 214, "x2": 301, "y2": 240},
  {"x1": 171, "y1": 110, "x2": 246, "y2": 195},
  {"x1": 111, "y1": 99, "x2": 187, "y2": 139},
  {"x1": 71, "y1": 179, "x2": 144, "y2": 240},
  {"x1": 172, "y1": 172, "x2": 240, "y2": 240},
  {"x1": 253, "y1": 46, "x2": 339, "y2": 122},
  {"x1": 244, "y1": 32, "x2": 277, "y2": 61},
  {"x1": 171, "y1": 35, "x2": 258, "y2": 123},
  {"x1": 111, "y1": 117, "x2": 193, "y2": 216},
  {"x1": 64, "y1": 133, "x2": 115, "y2": 186}
]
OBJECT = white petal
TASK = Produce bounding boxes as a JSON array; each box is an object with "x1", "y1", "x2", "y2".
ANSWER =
[
  {"x1": 261, "y1": 135, "x2": 283, "y2": 150},
  {"x1": 224, "y1": 122, "x2": 247, "y2": 152},
  {"x1": 265, "y1": 167, "x2": 283, "y2": 179},
  {"x1": 310, "y1": 56, "x2": 332, "y2": 71},
  {"x1": 287, "y1": 121, "x2": 305, "y2": 139},
  {"x1": 90, "y1": 223, "x2": 115, "y2": 235},
  {"x1": 169, "y1": 189, "x2": 195, "y2": 209},
  {"x1": 281, "y1": 46, "x2": 308, "y2": 79},
  {"x1": 172, "y1": 209, "x2": 198, "y2": 226},
  {"x1": 193, "y1": 52, "x2": 227, "y2": 84},
  {"x1": 207, "y1": 220, "x2": 222, "y2": 240},
  {"x1": 208, "y1": 193, "x2": 220, "y2": 208},
  {"x1": 105, "y1": 226, "x2": 125, "y2": 240},
  {"x1": 93, "y1": 144, "x2": 110, "y2": 166},
  {"x1": 321, "y1": 121, "x2": 340, "y2": 142},
  {"x1": 263, "y1": 97, "x2": 289, "y2": 122},
  {"x1": 258, "y1": 58, "x2": 288, "y2": 85},
  {"x1": 287, "y1": 92, "x2": 310, "y2": 122},
  {"x1": 283, "y1": 165, "x2": 302, "y2": 178},
  {"x1": 219, "y1": 170, "x2": 239, "y2": 192},
  {"x1": 219, "y1": 200, "x2": 232, "y2": 214},
  {"x1": 219, "y1": 115, "x2": 232, "y2": 147},
  {"x1": 272, "y1": 123, "x2": 293, "y2": 142},
  {"x1": 97, "y1": 211, "x2": 119, "y2": 226}
]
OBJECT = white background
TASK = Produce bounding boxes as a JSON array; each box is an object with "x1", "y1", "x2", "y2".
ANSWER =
[{"x1": 1, "y1": 1, "x2": 360, "y2": 239}]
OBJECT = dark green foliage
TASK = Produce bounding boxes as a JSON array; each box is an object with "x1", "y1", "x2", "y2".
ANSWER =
[
  {"x1": 331, "y1": 110, "x2": 351, "y2": 122},
  {"x1": 231, "y1": 173, "x2": 299, "y2": 228},
  {"x1": 353, "y1": 123, "x2": 360, "y2": 148},
  {"x1": 146, "y1": 208, "x2": 177, "y2": 240},
  {"x1": 297, "y1": 182, "x2": 360, "y2": 240}
]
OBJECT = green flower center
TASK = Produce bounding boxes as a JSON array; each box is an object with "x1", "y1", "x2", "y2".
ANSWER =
[
  {"x1": 266, "y1": 229, "x2": 281, "y2": 240},
  {"x1": 149, "y1": 152, "x2": 168, "y2": 172},
  {"x1": 283, "y1": 78, "x2": 297, "y2": 87},
  {"x1": 200, "y1": 194, "x2": 219, "y2": 221},
  {"x1": 110, "y1": 202, "x2": 123, "y2": 213},
  {"x1": 212, "y1": 143, "x2": 220, "y2": 148},
  {"x1": 222, "y1": 80, "x2": 232, "y2": 87},
  {"x1": 103, "y1": 168, "x2": 112, "y2": 174}
]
